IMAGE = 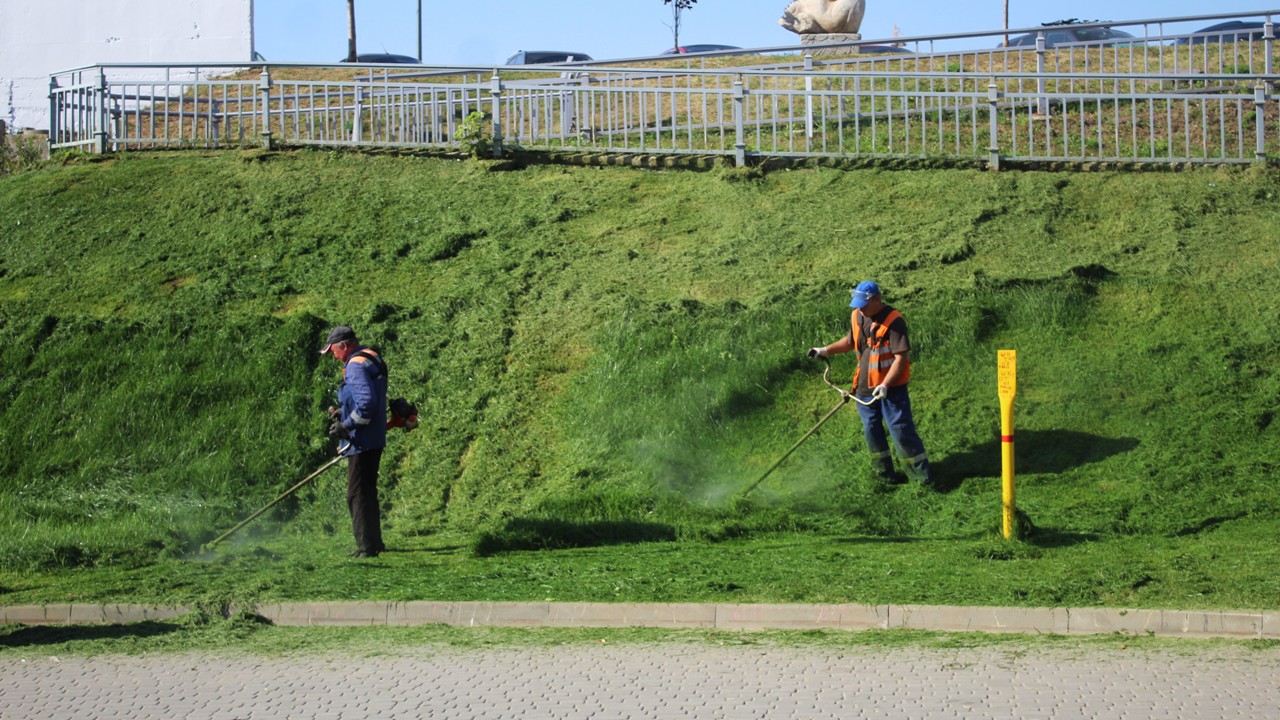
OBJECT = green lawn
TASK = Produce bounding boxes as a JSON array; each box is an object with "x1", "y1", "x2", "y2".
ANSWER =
[{"x1": 1, "y1": 150, "x2": 1277, "y2": 611}]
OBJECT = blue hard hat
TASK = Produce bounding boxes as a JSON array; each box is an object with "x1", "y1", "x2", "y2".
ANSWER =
[{"x1": 849, "y1": 280, "x2": 881, "y2": 309}]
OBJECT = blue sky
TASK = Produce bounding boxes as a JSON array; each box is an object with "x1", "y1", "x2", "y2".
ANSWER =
[{"x1": 252, "y1": 1, "x2": 1277, "y2": 65}]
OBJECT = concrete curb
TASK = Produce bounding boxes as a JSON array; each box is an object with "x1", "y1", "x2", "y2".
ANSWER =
[{"x1": 2, "y1": 602, "x2": 1276, "y2": 639}]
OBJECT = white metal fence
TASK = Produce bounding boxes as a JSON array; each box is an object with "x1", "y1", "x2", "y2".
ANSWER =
[{"x1": 49, "y1": 10, "x2": 1280, "y2": 168}]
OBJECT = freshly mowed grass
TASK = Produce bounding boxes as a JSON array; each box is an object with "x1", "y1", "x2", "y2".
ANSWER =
[{"x1": 0, "y1": 150, "x2": 1277, "y2": 611}]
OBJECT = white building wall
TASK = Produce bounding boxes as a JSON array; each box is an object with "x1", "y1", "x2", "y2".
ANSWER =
[{"x1": 1, "y1": 0, "x2": 253, "y2": 131}]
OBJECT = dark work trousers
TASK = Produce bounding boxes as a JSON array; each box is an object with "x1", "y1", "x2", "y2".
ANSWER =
[
  {"x1": 854, "y1": 384, "x2": 932, "y2": 485},
  {"x1": 346, "y1": 447, "x2": 384, "y2": 554}
]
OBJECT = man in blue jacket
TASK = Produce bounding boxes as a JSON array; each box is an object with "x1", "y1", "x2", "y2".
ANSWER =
[{"x1": 321, "y1": 325, "x2": 388, "y2": 558}]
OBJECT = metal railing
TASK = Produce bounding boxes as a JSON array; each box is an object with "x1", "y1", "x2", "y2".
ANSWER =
[{"x1": 49, "y1": 10, "x2": 1280, "y2": 168}]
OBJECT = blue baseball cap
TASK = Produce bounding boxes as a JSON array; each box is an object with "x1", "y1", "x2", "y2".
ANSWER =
[{"x1": 849, "y1": 280, "x2": 881, "y2": 309}]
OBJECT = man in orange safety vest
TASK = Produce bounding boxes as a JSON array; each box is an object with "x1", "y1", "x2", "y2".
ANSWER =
[{"x1": 808, "y1": 281, "x2": 934, "y2": 488}]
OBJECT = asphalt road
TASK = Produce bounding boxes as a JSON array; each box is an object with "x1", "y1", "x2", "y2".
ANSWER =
[{"x1": 3, "y1": 642, "x2": 1279, "y2": 719}]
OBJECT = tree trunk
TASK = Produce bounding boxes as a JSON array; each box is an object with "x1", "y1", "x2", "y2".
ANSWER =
[
  {"x1": 346, "y1": 0, "x2": 358, "y2": 62},
  {"x1": 672, "y1": 4, "x2": 681, "y2": 53}
]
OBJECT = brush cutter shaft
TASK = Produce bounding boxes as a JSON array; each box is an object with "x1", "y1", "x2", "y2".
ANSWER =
[
  {"x1": 205, "y1": 453, "x2": 345, "y2": 549},
  {"x1": 741, "y1": 394, "x2": 849, "y2": 497},
  {"x1": 740, "y1": 358, "x2": 872, "y2": 498}
]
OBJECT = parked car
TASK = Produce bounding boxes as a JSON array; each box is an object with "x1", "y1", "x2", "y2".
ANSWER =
[
  {"x1": 852, "y1": 44, "x2": 914, "y2": 55},
  {"x1": 1176, "y1": 21, "x2": 1267, "y2": 45},
  {"x1": 340, "y1": 53, "x2": 420, "y2": 64},
  {"x1": 660, "y1": 44, "x2": 744, "y2": 55},
  {"x1": 505, "y1": 50, "x2": 594, "y2": 65},
  {"x1": 1001, "y1": 25, "x2": 1135, "y2": 48}
]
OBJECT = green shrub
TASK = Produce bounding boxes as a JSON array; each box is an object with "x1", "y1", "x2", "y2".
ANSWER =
[
  {"x1": 0, "y1": 133, "x2": 45, "y2": 176},
  {"x1": 458, "y1": 111, "x2": 492, "y2": 158}
]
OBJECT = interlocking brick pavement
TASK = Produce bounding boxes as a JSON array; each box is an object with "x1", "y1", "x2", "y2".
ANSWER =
[{"x1": 2, "y1": 643, "x2": 1278, "y2": 719}]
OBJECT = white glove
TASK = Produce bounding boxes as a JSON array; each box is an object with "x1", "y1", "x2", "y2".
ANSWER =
[
  {"x1": 872, "y1": 384, "x2": 889, "y2": 401},
  {"x1": 807, "y1": 347, "x2": 827, "y2": 360}
]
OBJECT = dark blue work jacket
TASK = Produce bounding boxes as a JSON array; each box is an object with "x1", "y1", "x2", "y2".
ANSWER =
[{"x1": 337, "y1": 348, "x2": 388, "y2": 456}]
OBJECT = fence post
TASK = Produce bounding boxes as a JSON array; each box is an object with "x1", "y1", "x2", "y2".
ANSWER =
[
  {"x1": 258, "y1": 68, "x2": 273, "y2": 149},
  {"x1": 1035, "y1": 33, "x2": 1049, "y2": 117},
  {"x1": 1267, "y1": 22, "x2": 1275, "y2": 77},
  {"x1": 804, "y1": 52, "x2": 814, "y2": 143},
  {"x1": 988, "y1": 80, "x2": 1002, "y2": 171},
  {"x1": 1255, "y1": 82, "x2": 1268, "y2": 164},
  {"x1": 352, "y1": 86, "x2": 364, "y2": 143},
  {"x1": 561, "y1": 86, "x2": 576, "y2": 141},
  {"x1": 490, "y1": 71, "x2": 504, "y2": 158},
  {"x1": 211, "y1": 99, "x2": 221, "y2": 145},
  {"x1": 47, "y1": 76, "x2": 59, "y2": 149},
  {"x1": 733, "y1": 75, "x2": 747, "y2": 167},
  {"x1": 579, "y1": 73, "x2": 593, "y2": 143},
  {"x1": 94, "y1": 68, "x2": 109, "y2": 154},
  {"x1": 112, "y1": 95, "x2": 122, "y2": 151}
]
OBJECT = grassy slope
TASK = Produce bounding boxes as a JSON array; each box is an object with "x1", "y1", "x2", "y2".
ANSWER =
[{"x1": 0, "y1": 150, "x2": 1277, "y2": 610}]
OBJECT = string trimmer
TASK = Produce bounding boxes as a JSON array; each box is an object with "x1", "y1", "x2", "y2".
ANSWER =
[
  {"x1": 740, "y1": 358, "x2": 873, "y2": 498},
  {"x1": 202, "y1": 453, "x2": 345, "y2": 551},
  {"x1": 202, "y1": 397, "x2": 419, "y2": 551}
]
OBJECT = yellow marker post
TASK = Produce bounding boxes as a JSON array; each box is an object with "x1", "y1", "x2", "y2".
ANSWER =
[{"x1": 998, "y1": 350, "x2": 1017, "y2": 539}]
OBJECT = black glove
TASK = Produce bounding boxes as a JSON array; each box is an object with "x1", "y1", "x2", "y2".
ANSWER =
[{"x1": 328, "y1": 420, "x2": 351, "y2": 439}]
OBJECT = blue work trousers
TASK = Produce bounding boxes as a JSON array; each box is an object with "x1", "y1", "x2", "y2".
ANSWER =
[{"x1": 855, "y1": 384, "x2": 932, "y2": 484}]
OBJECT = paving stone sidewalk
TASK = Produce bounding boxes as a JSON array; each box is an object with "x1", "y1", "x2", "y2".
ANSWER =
[{"x1": 3, "y1": 643, "x2": 1279, "y2": 719}]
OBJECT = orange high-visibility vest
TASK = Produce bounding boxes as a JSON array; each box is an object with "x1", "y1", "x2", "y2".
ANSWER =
[{"x1": 852, "y1": 309, "x2": 910, "y2": 389}]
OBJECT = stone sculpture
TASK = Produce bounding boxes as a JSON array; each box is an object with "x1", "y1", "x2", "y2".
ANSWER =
[{"x1": 778, "y1": 0, "x2": 866, "y2": 35}]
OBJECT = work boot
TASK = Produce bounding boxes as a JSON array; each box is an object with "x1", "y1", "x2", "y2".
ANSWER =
[
  {"x1": 350, "y1": 549, "x2": 379, "y2": 559},
  {"x1": 870, "y1": 451, "x2": 896, "y2": 482},
  {"x1": 879, "y1": 470, "x2": 908, "y2": 486},
  {"x1": 903, "y1": 453, "x2": 932, "y2": 487}
]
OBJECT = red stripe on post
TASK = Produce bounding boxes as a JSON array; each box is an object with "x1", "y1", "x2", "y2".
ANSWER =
[{"x1": 1001, "y1": 435, "x2": 1014, "y2": 443}]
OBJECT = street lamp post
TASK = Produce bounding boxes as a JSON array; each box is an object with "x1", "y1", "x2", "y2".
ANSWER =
[{"x1": 998, "y1": 0, "x2": 1008, "y2": 45}]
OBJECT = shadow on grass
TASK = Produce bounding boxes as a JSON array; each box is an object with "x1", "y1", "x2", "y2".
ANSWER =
[
  {"x1": 709, "y1": 355, "x2": 811, "y2": 423},
  {"x1": 1023, "y1": 528, "x2": 1099, "y2": 548},
  {"x1": 381, "y1": 545, "x2": 467, "y2": 555},
  {"x1": 0, "y1": 620, "x2": 180, "y2": 649},
  {"x1": 831, "y1": 536, "x2": 918, "y2": 545},
  {"x1": 473, "y1": 518, "x2": 678, "y2": 557},
  {"x1": 1170, "y1": 513, "x2": 1247, "y2": 538},
  {"x1": 825, "y1": 530, "x2": 1099, "y2": 549},
  {"x1": 931, "y1": 430, "x2": 1140, "y2": 492}
]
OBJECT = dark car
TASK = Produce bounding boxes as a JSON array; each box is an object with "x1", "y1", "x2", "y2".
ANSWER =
[
  {"x1": 660, "y1": 44, "x2": 744, "y2": 55},
  {"x1": 505, "y1": 50, "x2": 594, "y2": 65},
  {"x1": 852, "y1": 44, "x2": 914, "y2": 55},
  {"x1": 340, "y1": 53, "x2": 420, "y2": 64},
  {"x1": 1176, "y1": 21, "x2": 1267, "y2": 45},
  {"x1": 1002, "y1": 25, "x2": 1135, "y2": 48}
]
